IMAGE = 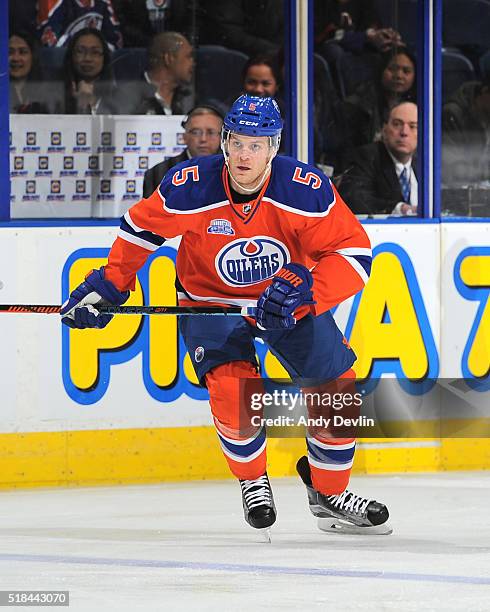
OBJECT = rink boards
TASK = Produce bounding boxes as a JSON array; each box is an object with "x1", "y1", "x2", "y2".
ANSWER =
[{"x1": 0, "y1": 220, "x2": 489, "y2": 487}]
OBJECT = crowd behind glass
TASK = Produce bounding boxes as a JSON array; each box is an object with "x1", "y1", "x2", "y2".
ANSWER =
[{"x1": 8, "y1": 0, "x2": 490, "y2": 217}]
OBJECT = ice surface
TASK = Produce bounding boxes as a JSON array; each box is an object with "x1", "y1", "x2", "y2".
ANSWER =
[{"x1": 1, "y1": 473, "x2": 490, "y2": 611}]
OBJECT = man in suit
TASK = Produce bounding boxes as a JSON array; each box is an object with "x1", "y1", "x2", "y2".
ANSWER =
[
  {"x1": 143, "y1": 105, "x2": 224, "y2": 197},
  {"x1": 338, "y1": 101, "x2": 418, "y2": 215}
]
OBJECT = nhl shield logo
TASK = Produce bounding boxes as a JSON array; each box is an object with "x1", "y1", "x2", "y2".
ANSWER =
[{"x1": 195, "y1": 346, "x2": 205, "y2": 363}]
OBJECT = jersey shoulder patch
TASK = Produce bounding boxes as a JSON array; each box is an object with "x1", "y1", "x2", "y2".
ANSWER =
[
  {"x1": 266, "y1": 156, "x2": 335, "y2": 215},
  {"x1": 158, "y1": 154, "x2": 227, "y2": 213}
]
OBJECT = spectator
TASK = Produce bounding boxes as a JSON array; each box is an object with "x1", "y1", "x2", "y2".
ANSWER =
[
  {"x1": 340, "y1": 47, "x2": 416, "y2": 161},
  {"x1": 199, "y1": 0, "x2": 283, "y2": 57},
  {"x1": 9, "y1": 32, "x2": 51, "y2": 114},
  {"x1": 338, "y1": 101, "x2": 418, "y2": 216},
  {"x1": 315, "y1": 0, "x2": 401, "y2": 56},
  {"x1": 63, "y1": 28, "x2": 118, "y2": 114},
  {"x1": 442, "y1": 79, "x2": 490, "y2": 186},
  {"x1": 143, "y1": 105, "x2": 223, "y2": 197},
  {"x1": 125, "y1": 31, "x2": 194, "y2": 115},
  {"x1": 111, "y1": 0, "x2": 195, "y2": 47},
  {"x1": 242, "y1": 55, "x2": 282, "y2": 99},
  {"x1": 37, "y1": 0, "x2": 122, "y2": 50},
  {"x1": 314, "y1": 0, "x2": 402, "y2": 98}
]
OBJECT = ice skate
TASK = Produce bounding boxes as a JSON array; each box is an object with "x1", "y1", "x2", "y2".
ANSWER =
[
  {"x1": 296, "y1": 456, "x2": 392, "y2": 535},
  {"x1": 239, "y1": 473, "x2": 276, "y2": 541}
]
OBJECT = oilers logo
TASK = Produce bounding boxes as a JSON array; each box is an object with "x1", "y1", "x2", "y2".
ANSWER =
[{"x1": 216, "y1": 236, "x2": 289, "y2": 286}]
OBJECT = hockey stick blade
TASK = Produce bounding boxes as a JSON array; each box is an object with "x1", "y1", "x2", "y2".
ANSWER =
[{"x1": 0, "y1": 304, "x2": 257, "y2": 316}]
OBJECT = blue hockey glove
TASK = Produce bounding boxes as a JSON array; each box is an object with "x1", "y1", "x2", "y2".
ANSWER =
[
  {"x1": 255, "y1": 263, "x2": 315, "y2": 330},
  {"x1": 60, "y1": 267, "x2": 129, "y2": 329}
]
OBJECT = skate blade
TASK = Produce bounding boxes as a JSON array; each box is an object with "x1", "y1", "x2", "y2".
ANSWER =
[
  {"x1": 259, "y1": 527, "x2": 272, "y2": 543},
  {"x1": 317, "y1": 517, "x2": 393, "y2": 535}
]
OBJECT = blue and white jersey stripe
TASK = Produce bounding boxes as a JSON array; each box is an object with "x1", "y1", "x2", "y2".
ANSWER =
[
  {"x1": 118, "y1": 211, "x2": 166, "y2": 252},
  {"x1": 335, "y1": 247, "x2": 372, "y2": 284}
]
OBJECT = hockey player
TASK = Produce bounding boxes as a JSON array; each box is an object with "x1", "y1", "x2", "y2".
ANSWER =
[{"x1": 61, "y1": 94, "x2": 391, "y2": 536}]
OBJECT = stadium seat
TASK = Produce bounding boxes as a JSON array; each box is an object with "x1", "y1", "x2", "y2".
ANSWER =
[
  {"x1": 110, "y1": 48, "x2": 147, "y2": 82},
  {"x1": 374, "y1": 0, "x2": 418, "y2": 48},
  {"x1": 196, "y1": 45, "x2": 249, "y2": 106},
  {"x1": 479, "y1": 49, "x2": 490, "y2": 82},
  {"x1": 442, "y1": 49, "x2": 476, "y2": 102},
  {"x1": 335, "y1": 52, "x2": 379, "y2": 99},
  {"x1": 443, "y1": 0, "x2": 490, "y2": 50}
]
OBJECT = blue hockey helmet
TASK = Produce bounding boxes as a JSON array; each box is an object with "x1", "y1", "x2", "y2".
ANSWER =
[{"x1": 223, "y1": 94, "x2": 283, "y2": 138}]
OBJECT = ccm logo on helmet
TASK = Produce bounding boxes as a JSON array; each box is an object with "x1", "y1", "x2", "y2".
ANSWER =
[
  {"x1": 239, "y1": 120, "x2": 259, "y2": 126},
  {"x1": 215, "y1": 237, "x2": 290, "y2": 286}
]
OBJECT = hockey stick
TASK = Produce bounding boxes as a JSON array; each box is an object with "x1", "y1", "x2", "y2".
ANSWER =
[{"x1": 0, "y1": 304, "x2": 256, "y2": 316}]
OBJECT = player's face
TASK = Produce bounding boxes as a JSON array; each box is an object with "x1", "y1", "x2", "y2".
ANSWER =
[
  {"x1": 244, "y1": 64, "x2": 278, "y2": 97},
  {"x1": 9, "y1": 36, "x2": 33, "y2": 80},
  {"x1": 382, "y1": 53, "x2": 415, "y2": 94},
  {"x1": 383, "y1": 102, "x2": 418, "y2": 161},
  {"x1": 73, "y1": 34, "x2": 104, "y2": 80},
  {"x1": 227, "y1": 134, "x2": 271, "y2": 190},
  {"x1": 184, "y1": 113, "x2": 222, "y2": 157}
]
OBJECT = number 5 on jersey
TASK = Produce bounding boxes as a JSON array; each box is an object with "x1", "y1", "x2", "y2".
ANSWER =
[
  {"x1": 292, "y1": 167, "x2": 322, "y2": 189},
  {"x1": 172, "y1": 166, "x2": 200, "y2": 186}
]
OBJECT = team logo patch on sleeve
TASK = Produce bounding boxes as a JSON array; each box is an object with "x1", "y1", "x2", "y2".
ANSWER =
[
  {"x1": 216, "y1": 237, "x2": 290, "y2": 286},
  {"x1": 207, "y1": 219, "x2": 235, "y2": 235}
]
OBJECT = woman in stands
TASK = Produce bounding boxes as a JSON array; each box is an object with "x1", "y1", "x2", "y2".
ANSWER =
[
  {"x1": 63, "y1": 28, "x2": 119, "y2": 115},
  {"x1": 242, "y1": 55, "x2": 282, "y2": 100},
  {"x1": 9, "y1": 32, "x2": 50, "y2": 113},
  {"x1": 340, "y1": 47, "x2": 416, "y2": 160}
]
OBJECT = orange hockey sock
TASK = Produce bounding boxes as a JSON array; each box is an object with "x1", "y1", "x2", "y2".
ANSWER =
[
  {"x1": 303, "y1": 369, "x2": 357, "y2": 495},
  {"x1": 206, "y1": 361, "x2": 266, "y2": 480}
]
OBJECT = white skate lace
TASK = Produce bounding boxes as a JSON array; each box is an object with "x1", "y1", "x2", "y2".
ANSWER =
[
  {"x1": 240, "y1": 475, "x2": 272, "y2": 510},
  {"x1": 327, "y1": 490, "x2": 371, "y2": 516}
]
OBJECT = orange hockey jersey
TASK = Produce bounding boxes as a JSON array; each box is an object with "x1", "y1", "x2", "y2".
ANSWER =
[{"x1": 105, "y1": 154, "x2": 372, "y2": 314}]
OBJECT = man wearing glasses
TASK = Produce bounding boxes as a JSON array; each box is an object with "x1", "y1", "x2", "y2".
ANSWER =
[{"x1": 143, "y1": 105, "x2": 224, "y2": 197}]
